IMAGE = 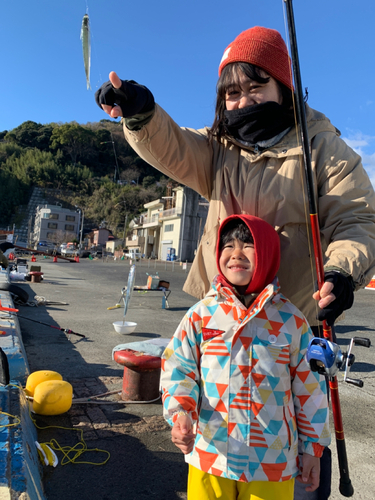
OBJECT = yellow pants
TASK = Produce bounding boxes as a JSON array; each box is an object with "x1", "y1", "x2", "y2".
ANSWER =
[{"x1": 188, "y1": 465, "x2": 295, "y2": 500}]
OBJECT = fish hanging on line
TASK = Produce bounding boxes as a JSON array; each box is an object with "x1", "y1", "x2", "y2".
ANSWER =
[{"x1": 80, "y1": 13, "x2": 91, "y2": 90}]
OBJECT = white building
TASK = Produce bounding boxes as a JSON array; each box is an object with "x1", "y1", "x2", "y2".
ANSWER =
[
  {"x1": 126, "y1": 186, "x2": 208, "y2": 261},
  {"x1": 32, "y1": 205, "x2": 81, "y2": 246}
]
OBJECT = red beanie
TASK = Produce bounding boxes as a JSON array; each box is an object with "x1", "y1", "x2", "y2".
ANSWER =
[{"x1": 218, "y1": 26, "x2": 293, "y2": 91}]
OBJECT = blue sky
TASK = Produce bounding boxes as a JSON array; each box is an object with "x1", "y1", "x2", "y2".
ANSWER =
[{"x1": 1, "y1": 0, "x2": 374, "y2": 186}]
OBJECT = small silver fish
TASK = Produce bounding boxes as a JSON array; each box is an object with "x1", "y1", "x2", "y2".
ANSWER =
[{"x1": 80, "y1": 14, "x2": 91, "y2": 90}]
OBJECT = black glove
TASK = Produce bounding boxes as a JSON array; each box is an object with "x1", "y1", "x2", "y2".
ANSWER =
[
  {"x1": 95, "y1": 79, "x2": 154, "y2": 118},
  {"x1": 317, "y1": 272, "x2": 354, "y2": 326}
]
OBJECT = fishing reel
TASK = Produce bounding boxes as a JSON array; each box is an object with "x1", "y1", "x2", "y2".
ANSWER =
[{"x1": 306, "y1": 336, "x2": 371, "y2": 387}]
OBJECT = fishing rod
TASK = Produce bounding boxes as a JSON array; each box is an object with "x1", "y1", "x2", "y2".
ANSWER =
[
  {"x1": 0, "y1": 301, "x2": 85, "y2": 338},
  {"x1": 15, "y1": 315, "x2": 86, "y2": 338},
  {"x1": 13, "y1": 245, "x2": 76, "y2": 263},
  {"x1": 283, "y1": 0, "x2": 354, "y2": 496}
]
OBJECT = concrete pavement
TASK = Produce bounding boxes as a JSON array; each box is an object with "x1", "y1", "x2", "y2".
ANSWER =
[
  {"x1": 9, "y1": 257, "x2": 375, "y2": 499},
  {"x1": 15, "y1": 257, "x2": 195, "y2": 500}
]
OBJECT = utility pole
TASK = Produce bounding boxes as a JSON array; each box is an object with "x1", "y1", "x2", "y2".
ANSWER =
[
  {"x1": 122, "y1": 213, "x2": 128, "y2": 247},
  {"x1": 100, "y1": 134, "x2": 120, "y2": 183},
  {"x1": 75, "y1": 206, "x2": 84, "y2": 249}
]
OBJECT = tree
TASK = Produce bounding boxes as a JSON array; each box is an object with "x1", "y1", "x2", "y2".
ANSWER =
[
  {"x1": 0, "y1": 118, "x2": 170, "y2": 227},
  {"x1": 50, "y1": 230, "x2": 77, "y2": 246},
  {"x1": 0, "y1": 142, "x2": 23, "y2": 165},
  {"x1": 0, "y1": 169, "x2": 30, "y2": 222},
  {"x1": 4, "y1": 148, "x2": 58, "y2": 186},
  {"x1": 5, "y1": 121, "x2": 53, "y2": 151},
  {"x1": 50, "y1": 123, "x2": 95, "y2": 164},
  {"x1": 120, "y1": 167, "x2": 140, "y2": 185},
  {"x1": 142, "y1": 176, "x2": 156, "y2": 189}
]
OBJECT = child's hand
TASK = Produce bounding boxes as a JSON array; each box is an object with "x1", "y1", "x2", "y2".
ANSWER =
[
  {"x1": 171, "y1": 415, "x2": 196, "y2": 454},
  {"x1": 296, "y1": 453, "x2": 320, "y2": 492}
]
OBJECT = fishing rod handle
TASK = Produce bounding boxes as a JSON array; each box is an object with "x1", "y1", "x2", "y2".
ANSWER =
[
  {"x1": 64, "y1": 329, "x2": 86, "y2": 338},
  {"x1": 345, "y1": 378, "x2": 363, "y2": 388},
  {"x1": 353, "y1": 337, "x2": 371, "y2": 348},
  {"x1": 336, "y1": 439, "x2": 354, "y2": 497},
  {"x1": 330, "y1": 377, "x2": 354, "y2": 496},
  {"x1": 48, "y1": 324, "x2": 85, "y2": 337}
]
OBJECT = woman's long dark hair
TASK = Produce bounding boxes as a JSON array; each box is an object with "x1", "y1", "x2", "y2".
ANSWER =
[{"x1": 208, "y1": 62, "x2": 294, "y2": 144}]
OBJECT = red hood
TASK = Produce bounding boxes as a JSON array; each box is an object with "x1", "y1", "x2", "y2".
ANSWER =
[{"x1": 216, "y1": 214, "x2": 280, "y2": 294}]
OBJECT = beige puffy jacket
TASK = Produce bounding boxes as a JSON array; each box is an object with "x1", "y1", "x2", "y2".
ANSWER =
[
  {"x1": 123, "y1": 104, "x2": 375, "y2": 325},
  {"x1": 0, "y1": 250, "x2": 8, "y2": 268}
]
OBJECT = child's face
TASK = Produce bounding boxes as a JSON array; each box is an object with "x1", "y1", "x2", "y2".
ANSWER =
[{"x1": 219, "y1": 238, "x2": 255, "y2": 291}]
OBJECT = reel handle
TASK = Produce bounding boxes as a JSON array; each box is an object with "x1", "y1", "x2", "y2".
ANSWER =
[
  {"x1": 353, "y1": 337, "x2": 371, "y2": 348},
  {"x1": 345, "y1": 377, "x2": 364, "y2": 388}
]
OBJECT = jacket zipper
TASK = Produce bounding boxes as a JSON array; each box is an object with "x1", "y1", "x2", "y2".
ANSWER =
[
  {"x1": 283, "y1": 406, "x2": 292, "y2": 450},
  {"x1": 255, "y1": 161, "x2": 266, "y2": 218}
]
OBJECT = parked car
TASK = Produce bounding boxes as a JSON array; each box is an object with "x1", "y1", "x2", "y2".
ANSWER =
[
  {"x1": 34, "y1": 240, "x2": 54, "y2": 254},
  {"x1": 79, "y1": 250, "x2": 91, "y2": 258},
  {"x1": 124, "y1": 250, "x2": 142, "y2": 260},
  {"x1": 61, "y1": 242, "x2": 78, "y2": 256},
  {"x1": 90, "y1": 245, "x2": 103, "y2": 258}
]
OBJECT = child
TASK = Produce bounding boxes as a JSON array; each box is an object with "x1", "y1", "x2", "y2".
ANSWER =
[{"x1": 161, "y1": 215, "x2": 330, "y2": 500}]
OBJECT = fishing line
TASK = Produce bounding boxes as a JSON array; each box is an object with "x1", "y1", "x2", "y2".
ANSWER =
[{"x1": 89, "y1": 14, "x2": 104, "y2": 90}]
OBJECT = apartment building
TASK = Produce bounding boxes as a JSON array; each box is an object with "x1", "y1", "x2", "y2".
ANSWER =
[
  {"x1": 32, "y1": 205, "x2": 80, "y2": 246},
  {"x1": 126, "y1": 186, "x2": 208, "y2": 261}
]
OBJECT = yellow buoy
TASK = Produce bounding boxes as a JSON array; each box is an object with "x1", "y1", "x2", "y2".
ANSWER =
[
  {"x1": 32, "y1": 380, "x2": 73, "y2": 415},
  {"x1": 25, "y1": 370, "x2": 63, "y2": 397}
]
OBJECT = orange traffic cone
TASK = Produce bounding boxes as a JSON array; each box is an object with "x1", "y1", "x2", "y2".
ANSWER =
[
  {"x1": 75, "y1": 255, "x2": 80, "y2": 263},
  {"x1": 53, "y1": 255, "x2": 58, "y2": 263},
  {"x1": 365, "y1": 276, "x2": 375, "y2": 290},
  {"x1": 31, "y1": 254, "x2": 36, "y2": 262}
]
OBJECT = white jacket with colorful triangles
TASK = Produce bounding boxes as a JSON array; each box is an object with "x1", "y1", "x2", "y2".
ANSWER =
[{"x1": 161, "y1": 277, "x2": 330, "y2": 483}]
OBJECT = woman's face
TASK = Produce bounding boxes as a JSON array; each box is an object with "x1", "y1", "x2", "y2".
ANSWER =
[{"x1": 225, "y1": 69, "x2": 282, "y2": 110}]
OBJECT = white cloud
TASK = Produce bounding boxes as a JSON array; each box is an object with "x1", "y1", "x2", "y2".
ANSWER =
[
  {"x1": 344, "y1": 138, "x2": 368, "y2": 149},
  {"x1": 342, "y1": 131, "x2": 373, "y2": 148},
  {"x1": 362, "y1": 152, "x2": 375, "y2": 188},
  {"x1": 342, "y1": 131, "x2": 375, "y2": 188}
]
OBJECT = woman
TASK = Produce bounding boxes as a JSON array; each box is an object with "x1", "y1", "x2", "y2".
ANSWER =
[
  {"x1": 95, "y1": 26, "x2": 375, "y2": 330},
  {"x1": 96, "y1": 27, "x2": 375, "y2": 498}
]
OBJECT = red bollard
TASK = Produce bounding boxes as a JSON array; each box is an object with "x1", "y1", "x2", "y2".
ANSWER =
[
  {"x1": 113, "y1": 349, "x2": 161, "y2": 401},
  {"x1": 29, "y1": 271, "x2": 44, "y2": 283}
]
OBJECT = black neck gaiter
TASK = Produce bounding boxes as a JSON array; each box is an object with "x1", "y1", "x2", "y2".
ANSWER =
[{"x1": 223, "y1": 101, "x2": 295, "y2": 145}]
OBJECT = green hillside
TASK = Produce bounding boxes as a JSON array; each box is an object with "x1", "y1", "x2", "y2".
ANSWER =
[{"x1": 0, "y1": 119, "x2": 170, "y2": 239}]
